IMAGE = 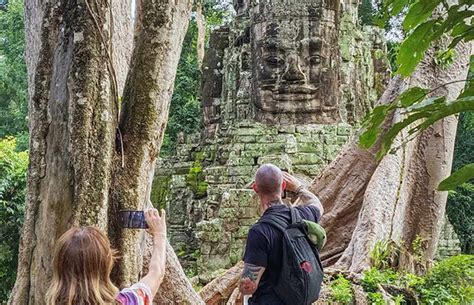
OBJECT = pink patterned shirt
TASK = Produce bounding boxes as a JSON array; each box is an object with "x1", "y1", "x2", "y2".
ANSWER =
[{"x1": 116, "y1": 282, "x2": 152, "y2": 305}]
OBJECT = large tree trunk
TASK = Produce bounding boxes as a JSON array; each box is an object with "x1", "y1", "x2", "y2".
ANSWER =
[
  {"x1": 10, "y1": 0, "x2": 198, "y2": 304},
  {"x1": 195, "y1": 0, "x2": 206, "y2": 68},
  {"x1": 10, "y1": 1, "x2": 123, "y2": 303},
  {"x1": 314, "y1": 41, "x2": 472, "y2": 273}
]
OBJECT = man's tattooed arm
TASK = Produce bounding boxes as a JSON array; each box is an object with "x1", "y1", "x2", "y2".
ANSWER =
[{"x1": 239, "y1": 263, "x2": 265, "y2": 295}]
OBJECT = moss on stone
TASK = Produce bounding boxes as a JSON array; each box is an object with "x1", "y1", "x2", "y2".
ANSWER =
[
  {"x1": 186, "y1": 152, "x2": 208, "y2": 198},
  {"x1": 151, "y1": 175, "x2": 171, "y2": 210}
]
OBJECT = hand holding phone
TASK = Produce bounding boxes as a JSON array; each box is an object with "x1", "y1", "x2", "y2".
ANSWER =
[{"x1": 144, "y1": 208, "x2": 167, "y2": 239}]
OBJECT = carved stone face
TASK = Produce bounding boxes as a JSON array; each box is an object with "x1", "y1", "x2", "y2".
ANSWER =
[{"x1": 251, "y1": 8, "x2": 339, "y2": 122}]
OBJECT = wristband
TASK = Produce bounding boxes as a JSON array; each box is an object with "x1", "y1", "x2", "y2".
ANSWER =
[{"x1": 295, "y1": 185, "x2": 305, "y2": 195}]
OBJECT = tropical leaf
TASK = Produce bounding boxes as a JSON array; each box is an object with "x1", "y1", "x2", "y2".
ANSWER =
[
  {"x1": 399, "y1": 87, "x2": 429, "y2": 107},
  {"x1": 432, "y1": 6, "x2": 474, "y2": 41},
  {"x1": 397, "y1": 20, "x2": 437, "y2": 77},
  {"x1": 402, "y1": 0, "x2": 441, "y2": 31},
  {"x1": 377, "y1": 111, "x2": 429, "y2": 159},
  {"x1": 360, "y1": 105, "x2": 392, "y2": 149},
  {"x1": 438, "y1": 163, "x2": 474, "y2": 191}
]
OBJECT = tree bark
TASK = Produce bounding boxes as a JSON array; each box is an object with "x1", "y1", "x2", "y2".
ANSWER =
[
  {"x1": 154, "y1": 242, "x2": 204, "y2": 304},
  {"x1": 109, "y1": 0, "x2": 194, "y2": 289},
  {"x1": 195, "y1": 0, "x2": 205, "y2": 68},
  {"x1": 310, "y1": 77, "x2": 405, "y2": 266},
  {"x1": 10, "y1": 0, "x2": 197, "y2": 304},
  {"x1": 199, "y1": 261, "x2": 244, "y2": 304},
  {"x1": 315, "y1": 41, "x2": 472, "y2": 272},
  {"x1": 10, "y1": 1, "x2": 120, "y2": 303}
]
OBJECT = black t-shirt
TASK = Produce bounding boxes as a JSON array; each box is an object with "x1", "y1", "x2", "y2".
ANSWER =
[{"x1": 243, "y1": 204, "x2": 322, "y2": 305}]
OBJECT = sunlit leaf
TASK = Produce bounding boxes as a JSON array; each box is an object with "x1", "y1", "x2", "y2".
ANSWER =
[
  {"x1": 391, "y1": 0, "x2": 409, "y2": 15},
  {"x1": 377, "y1": 111, "x2": 428, "y2": 159},
  {"x1": 398, "y1": 87, "x2": 429, "y2": 107},
  {"x1": 451, "y1": 21, "x2": 470, "y2": 37},
  {"x1": 408, "y1": 97, "x2": 472, "y2": 135},
  {"x1": 402, "y1": 0, "x2": 441, "y2": 31},
  {"x1": 359, "y1": 105, "x2": 392, "y2": 149},
  {"x1": 438, "y1": 163, "x2": 474, "y2": 191},
  {"x1": 397, "y1": 20, "x2": 437, "y2": 77}
]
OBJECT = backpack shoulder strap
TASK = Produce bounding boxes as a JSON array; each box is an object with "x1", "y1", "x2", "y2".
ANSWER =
[
  {"x1": 259, "y1": 214, "x2": 288, "y2": 232},
  {"x1": 290, "y1": 207, "x2": 303, "y2": 225}
]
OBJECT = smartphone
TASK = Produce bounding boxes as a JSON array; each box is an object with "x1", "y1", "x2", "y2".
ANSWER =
[
  {"x1": 281, "y1": 168, "x2": 288, "y2": 199},
  {"x1": 119, "y1": 210, "x2": 148, "y2": 229}
]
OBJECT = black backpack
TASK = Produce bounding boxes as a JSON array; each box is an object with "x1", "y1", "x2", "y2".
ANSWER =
[{"x1": 259, "y1": 207, "x2": 324, "y2": 305}]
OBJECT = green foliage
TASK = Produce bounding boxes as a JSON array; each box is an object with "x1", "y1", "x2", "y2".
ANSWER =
[
  {"x1": 0, "y1": 0, "x2": 28, "y2": 149},
  {"x1": 361, "y1": 1, "x2": 474, "y2": 190},
  {"x1": 362, "y1": 267, "x2": 401, "y2": 292},
  {"x1": 447, "y1": 111, "x2": 474, "y2": 254},
  {"x1": 359, "y1": 0, "x2": 375, "y2": 26},
  {"x1": 418, "y1": 255, "x2": 474, "y2": 304},
  {"x1": 328, "y1": 275, "x2": 353, "y2": 304},
  {"x1": 439, "y1": 164, "x2": 474, "y2": 191},
  {"x1": 361, "y1": 255, "x2": 474, "y2": 304},
  {"x1": 162, "y1": 1, "x2": 228, "y2": 156},
  {"x1": 186, "y1": 152, "x2": 208, "y2": 198},
  {"x1": 447, "y1": 184, "x2": 474, "y2": 254},
  {"x1": 161, "y1": 20, "x2": 201, "y2": 156},
  {"x1": 367, "y1": 292, "x2": 385, "y2": 305},
  {"x1": 0, "y1": 137, "x2": 28, "y2": 301},
  {"x1": 452, "y1": 112, "x2": 474, "y2": 172},
  {"x1": 150, "y1": 175, "x2": 171, "y2": 210},
  {"x1": 370, "y1": 240, "x2": 394, "y2": 270}
]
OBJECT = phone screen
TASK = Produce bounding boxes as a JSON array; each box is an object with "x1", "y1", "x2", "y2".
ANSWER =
[{"x1": 119, "y1": 210, "x2": 148, "y2": 229}]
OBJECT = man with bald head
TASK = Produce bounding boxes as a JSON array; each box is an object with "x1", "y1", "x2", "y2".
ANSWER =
[{"x1": 239, "y1": 164, "x2": 324, "y2": 304}]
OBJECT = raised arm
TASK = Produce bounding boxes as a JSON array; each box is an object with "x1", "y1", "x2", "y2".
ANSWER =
[
  {"x1": 283, "y1": 172, "x2": 324, "y2": 216},
  {"x1": 140, "y1": 208, "x2": 167, "y2": 298}
]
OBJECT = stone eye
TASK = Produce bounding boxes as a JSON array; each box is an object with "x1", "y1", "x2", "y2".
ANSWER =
[
  {"x1": 308, "y1": 55, "x2": 322, "y2": 65},
  {"x1": 265, "y1": 56, "x2": 283, "y2": 66}
]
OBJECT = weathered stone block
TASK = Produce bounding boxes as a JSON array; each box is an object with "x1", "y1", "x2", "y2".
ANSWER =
[
  {"x1": 257, "y1": 154, "x2": 292, "y2": 170},
  {"x1": 238, "y1": 135, "x2": 258, "y2": 143},
  {"x1": 278, "y1": 125, "x2": 296, "y2": 133},
  {"x1": 239, "y1": 218, "x2": 258, "y2": 226},
  {"x1": 235, "y1": 126, "x2": 276, "y2": 136},
  {"x1": 234, "y1": 226, "x2": 250, "y2": 239},
  {"x1": 296, "y1": 142, "x2": 324, "y2": 154},
  {"x1": 324, "y1": 144, "x2": 341, "y2": 160},
  {"x1": 227, "y1": 165, "x2": 255, "y2": 176},
  {"x1": 201, "y1": 243, "x2": 212, "y2": 255},
  {"x1": 291, "y1": 153, "x2": 322, "y2": 165},
  {"x1": 222, "y1": 189, "x2": 256, "y2": 208},
  {"x1": 170, "y1": 175, "x2": 187, "y2": 188},
  {"x1": 244, "y1": 143, "x2": 287, "y2": 154},
  {"x1": 241, "y1": 207, "x2": 258, "y2": 218},
  {"x1": 229, "y1": 246, "x2": 244, "y2": 265},
  {"x1": 337, "y1": 124, "x2": 352, "y2": 136},
  {"x1": 227, "y1": 156, "x2": 255, "y2": 166},
  {"x1": 218, "y1": 207, "x2": 240, "y2": 219},
  {"x1": 196, "y1": 219, "x2": 223, "y2": 243},
  {"x1": 295, "y1": 133, "x2": 320, "y2": 143},
  {"x1": 293, "y1": 164, "x2": 325, "y2": 176}
]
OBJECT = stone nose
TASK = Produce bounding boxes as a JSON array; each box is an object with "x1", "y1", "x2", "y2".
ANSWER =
[{"x1": 282, "y1": 54, "x2": 306, "y2": 83}]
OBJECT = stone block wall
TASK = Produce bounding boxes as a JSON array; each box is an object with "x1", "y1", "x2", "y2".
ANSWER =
[{"x1": 436, "y1": 216, "x2": 462, "y2": 259}]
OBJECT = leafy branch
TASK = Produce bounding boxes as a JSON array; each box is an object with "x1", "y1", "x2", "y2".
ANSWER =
[{"x1": 361, "y1": 0, "x2": 474, "y2": 190}]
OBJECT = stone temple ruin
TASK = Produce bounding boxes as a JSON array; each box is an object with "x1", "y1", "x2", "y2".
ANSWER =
[
  {"x1": 152, "y1": 0, "x2": 391, "y2": 278},
  {"x1": 152, "y1": 0, "x2": 461, "y2": 280}
]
